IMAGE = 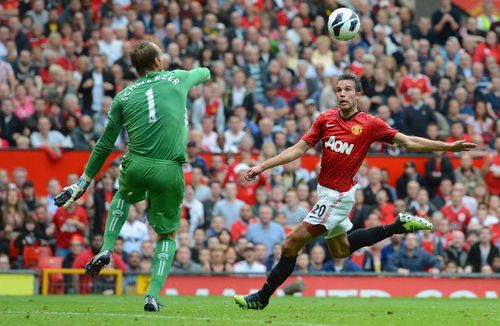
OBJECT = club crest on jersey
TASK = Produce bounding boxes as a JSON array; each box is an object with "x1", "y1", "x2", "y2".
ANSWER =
[{"x1": 351, "y1": 125, "x2": 363, "y2": 136}]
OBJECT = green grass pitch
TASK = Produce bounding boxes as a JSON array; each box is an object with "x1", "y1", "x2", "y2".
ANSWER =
[{"x1": 1, "y1": 296, "x2": 499, "y2": 325}]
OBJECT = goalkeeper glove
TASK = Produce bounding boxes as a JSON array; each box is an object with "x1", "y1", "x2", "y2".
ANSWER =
[{"x1": 54, "y1": 174, "x2": 92, "y2": 208}]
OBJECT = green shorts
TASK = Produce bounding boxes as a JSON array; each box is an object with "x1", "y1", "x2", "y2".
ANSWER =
[{"x1": 118, "y1": 153, "x2": 184, "y2": 234}]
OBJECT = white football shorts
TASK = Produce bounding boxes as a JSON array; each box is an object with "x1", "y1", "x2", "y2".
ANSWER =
[{"x1": 304, "y1": 183, "x2": 358, "y2": 239}]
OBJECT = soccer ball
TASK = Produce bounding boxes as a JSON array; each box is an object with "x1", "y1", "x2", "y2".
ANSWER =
[{"x1": 327, "y1": 8, "x2": 361, "y2": 41}]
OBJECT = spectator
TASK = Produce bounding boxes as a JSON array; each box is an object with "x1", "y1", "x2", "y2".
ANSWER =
[
  {"x1": 279, "y1": 189, "x2": 308, "y2": 227},
  {"x1": 402, "y1": 88, "x2": 436, "y2": 138},
  {"x1": 410, "y1": 189, "x2": 436, "y2": 219},
  {"x1": 443, "y1": 230, "x2": 469, "y2": 272},
  {"x1": 51, "y1": 204, "x2": 88, "y2": 257},
  {"x1": 246, "y1": 205, "x2": 285, "y2": 255},
  {"x1": 308, "y1": 244, "x2": 328, "y2": 272},
  {"x1": 253, "y1": 117, "x2": 275, "y2": 150},
  {"x1": 30, "y1": 116, "x2": 72, "y2": 149},
  {"x1": 441, "y1": 188, "x2": 473, "y2": 233},
  {"x1": 399, "y1": 61, "x2": 432, "y2": 105},
  {"x1": 98, "y1": 27, "x2": 123, "y2": 67},
  {"x1": 233, "y1": 243, "x2": 266, "y2": 273},
  {"x1": 0, "y1": 253, "x2": 10, "y2": 271},
  {"x1": 186, "y1": 141, "x2": 209, "y2": 176},
  {"x1": 465, "y1": 227, "x2": 500, "y2": 273},
  {"x1": 431, "y1": 0, "x2": 461, "y2": 46},
  {"x1": 191, "y1": 83, "x2": 225, "y2": 134},
  {"x1": 425, "y1": 152, "x2": 455, "y2": 198},
  {"x1": 454, "y1": 153, "x2": 485, "y2": 194},
  {"x1": 212, "y1": 182, "x2": 245, "y2": 229},
  {"x1": 396, "y1": 161, "x2": 426, "y2": 199},
  {"x1": 350, "y1": 189, "x2": 373, "y2": 231},
  {"x1": 0, "y1": 98, "x2": 23, "y2": 146},
  {"x1": 223, "y1": 115, "x2": 246, "y2": 153},
  {"x1": 71, "y1": 115, "x2": 100, "y2": 150},
  {"x1": 2, "y1": 187, "x2": 28, "y2": 237},
  {"x1": 200, "y1": 116, "x2": 221, "y2": 154},
  {"x1": 386, "y1": 233, "x2": 442, "y2": 273},
  {"x1": 361, "y1": 241, "x2": 385, "y2": 272},
  {"x1": 119, "y1": 204, "x2": 149, "y2": 255},
  {"x1": 171, "y1": 245, "x2": 202, "y2": 274},
  {"x1": 202, "y1": 181, "x2": 222, "y2": 226},
  {"x1": 230, "y1": 204, "x2": 258, "y2": 242},
  {"x1": 182, "y1": 184, "x2": 204, "y2": 238},
  {"x1": 324, "y1": 257, "x2": 362, "y2": 272},
  {"x1": 78, "y1": 54, "x2": 115, "y2": 116},
  {"x1": 483, "y1": 137, "x2": 500, "y2": 196},
  {"x1": 208, "y1": 244, "x2": 228, "y2": 273},
  {"x1": 62, "y1": 234, "x2": 84, "y2": 293},
  {"x1": 363, "y1": 167, "x2": 394, "y2": 206}
]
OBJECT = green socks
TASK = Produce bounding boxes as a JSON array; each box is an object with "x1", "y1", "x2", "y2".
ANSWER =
[
  {"x1": 102, "y1": 192, "x2": 130, "y2": 252},
  {"x1": 147, "y1": 238, "x2": 177, "y2": 299}
]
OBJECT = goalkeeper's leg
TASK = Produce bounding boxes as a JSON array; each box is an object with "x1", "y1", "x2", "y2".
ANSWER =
[
  {"x1": 102, "y1": 191, "x2": 131, "y2": 251},
  {"x1": 85, "y1": 192, "x2": 131, "y2": 277},
  {"x1": 144, "y1": 169, "x2": 183, "y2": 311},
  {"x1": 145, "y1": 233, "x2": 176, "y2": 311}
]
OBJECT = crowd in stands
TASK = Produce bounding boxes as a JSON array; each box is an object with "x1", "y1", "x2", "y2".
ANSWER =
[{"x1": 0, "y1": 0, "x2": 499, "y2": 287}]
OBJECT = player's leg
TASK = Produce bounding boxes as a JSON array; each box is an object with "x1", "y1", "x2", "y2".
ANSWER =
[
  {"x1": 86, "y1": 156, "x2": 145, "y2": 276},
  {"x1": 234, "y1": 222, "x2": 321, "y2": 310},
  {"x1": 85, "y1": 191, "x2": 133, "y2": 276},
  {"x1": 144, "y1": 164, "x2": 184, "y2": 312},
  {"x1": 144, "y1": 230, "x2": 177, "y2": 312},
  {"x1": 332, "y1": 212, "x2": 434, "y2": 257}
]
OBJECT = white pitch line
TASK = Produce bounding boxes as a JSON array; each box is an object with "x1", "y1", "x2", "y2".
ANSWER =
[{"x1": 3, "y1": 310, "x2": 335, "y2": 326}]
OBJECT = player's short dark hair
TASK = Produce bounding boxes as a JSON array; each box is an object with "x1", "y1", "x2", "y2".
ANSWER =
[
  {"x1": 337, "y1": 73, "x2": 363, "y2": 93},
  {"x1": 131, "y1": 41, "x2": 160, "y2": 76}
]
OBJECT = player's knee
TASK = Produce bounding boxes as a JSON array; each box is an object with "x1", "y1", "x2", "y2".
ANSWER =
[
  {"x1": 158, "y1": 231, "x2": 176, "y2": 240},
  {"x1": 329, "y1": 243, "x2": 350, "y2": 258}
]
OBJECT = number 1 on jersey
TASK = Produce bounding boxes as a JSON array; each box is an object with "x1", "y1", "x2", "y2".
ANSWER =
[{"x1": 145, "y1": 88, "x2": 157, "y2": 123}]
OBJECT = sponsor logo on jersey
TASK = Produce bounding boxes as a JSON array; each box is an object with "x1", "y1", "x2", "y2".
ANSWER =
[
  {"x1": 324, "y1": 136, "x2": 354, "y2": 155},
  {"x1": 351, "y1": 125, "x2": 362, "y2": 135}
]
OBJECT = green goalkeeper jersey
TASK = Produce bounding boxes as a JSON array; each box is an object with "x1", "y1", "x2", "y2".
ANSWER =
[{"x1": 84, "y1": 68, "x2": 211, "y2": 179}]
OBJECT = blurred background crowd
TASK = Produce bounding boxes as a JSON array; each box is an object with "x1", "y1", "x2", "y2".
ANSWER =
[{"x1": 0, "y1": 0, "x2": 499, "y2": 285}]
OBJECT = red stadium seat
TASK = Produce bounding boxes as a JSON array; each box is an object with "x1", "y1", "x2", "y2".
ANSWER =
[
  {"x1": 39, "y1": 256, "x2": 64, "y2": 294},
  {"x1": 23, "y1": 246, "x2": 53, "y2": 269}
]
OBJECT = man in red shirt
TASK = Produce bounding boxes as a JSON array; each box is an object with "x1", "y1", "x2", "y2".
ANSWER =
[
  {"x1": 440, "y1": 189, "x2": 472, "y2": 233},
  {"x1": 483, "y1": 137, "x2": 500, "y2": 196},
  {"x1": 230, "y1": 204, "x2": 258, "y2": 242},
  {"x1": 72, "y1": 234, "x2": 127, "y2": 294},
  {"x1": 399, "y1": 61, "x2": 432, "y2": 105},
  {"x1": 234, "y1": 73, "x2": 476, "y2": 310},
  {"x1": 52, "y1": 204, "x2": 88, "y2": 257}
]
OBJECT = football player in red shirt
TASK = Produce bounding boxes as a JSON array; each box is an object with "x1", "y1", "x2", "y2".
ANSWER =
[{"x1": 234, "y1": 73, "x2": 476, "y2": 310}]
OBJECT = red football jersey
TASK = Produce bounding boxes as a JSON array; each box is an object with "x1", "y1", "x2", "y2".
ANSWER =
[
  {"x1": 52, "y1": 206, "x2": 88, "y2": 249},
  {"x1": 399, "y1": 74, "x2": 432, "y2": 104},
  {"x1": 440, "y1": 204, "x2": 472, "y2": 232},
  {"x1": 302, "y1": 109, "x2": 398, "y2": 192}
]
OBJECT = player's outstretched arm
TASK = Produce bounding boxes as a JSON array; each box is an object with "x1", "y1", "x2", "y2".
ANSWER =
[
  {"x1": 393, "y1": 132, "x2": 477, "y2": 152},
  {"x1": 244, "y1": 140, "x2": 312, "y2": 181}
]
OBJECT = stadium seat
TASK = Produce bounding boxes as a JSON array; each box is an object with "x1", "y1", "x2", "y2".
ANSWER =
[
  {"x1": 39, "y1": 256, "x2": 65, "y2": 294},
  {"x1": 23, "y1": 246, "x2": 53, "y2": 269}
]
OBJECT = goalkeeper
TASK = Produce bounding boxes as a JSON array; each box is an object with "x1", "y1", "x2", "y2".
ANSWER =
[{"x1": 55, "y1": 41, "x2": 210, "y2": 312}]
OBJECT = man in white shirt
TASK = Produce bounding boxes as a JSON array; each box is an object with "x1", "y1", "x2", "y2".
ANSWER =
[
  {"x1": 120, "y1": 205, "x2": 149, "y2": 254},
  {"x1": 98, "y1": 27, "x2": 123, "y2": 67},
  {"x1": 30, "y1": 116, "x2": 73, "y2": 148},
  {"x1": 223, "y1": 115, "x2": 246, "y2": 153},
  {"x1": 233, "y1": 243, "x2": 267, "y2": 273}
]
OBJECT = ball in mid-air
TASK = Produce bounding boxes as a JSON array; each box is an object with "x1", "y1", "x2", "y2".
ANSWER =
[{"x1": 327, "y1": 8, "x2": 361, "y2": 41}]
